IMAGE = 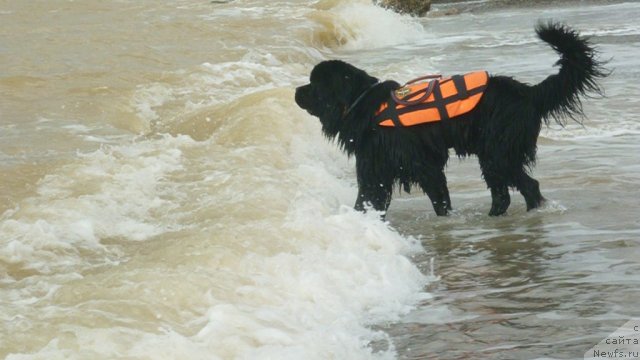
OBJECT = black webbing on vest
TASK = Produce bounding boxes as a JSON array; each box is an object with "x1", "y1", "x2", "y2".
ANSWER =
[
  {"x1": 431, "y1": 82, "x2": 449, "y2": 121},
  {"x1": 385, "y1": 99, "x2": 403, "y2": 127},
  {"x1": 374, "y1": 72, "x2": 488, "y2": 126},
  {"x1": 386, "y1": 85, "x2": 486, "y2": 118},
  {"x1": 451, "y1": 75, "x2": 468, "y2": 99}
]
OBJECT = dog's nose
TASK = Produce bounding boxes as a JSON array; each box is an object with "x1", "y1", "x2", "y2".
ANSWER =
[{"x1": 295, "y1": 86, "x2": 306, "y2": 107}]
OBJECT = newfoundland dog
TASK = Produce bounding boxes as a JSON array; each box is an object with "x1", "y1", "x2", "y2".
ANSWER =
[{"x1": 295, "y1": 22, "x2": 606, "y2": 217}]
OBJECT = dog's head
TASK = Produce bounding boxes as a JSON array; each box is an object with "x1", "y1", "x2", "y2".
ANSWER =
[{"x1": 295, "y1": 60, "x2": 378, "y2": 139}]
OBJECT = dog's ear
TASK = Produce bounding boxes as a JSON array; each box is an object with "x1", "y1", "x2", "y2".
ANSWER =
[
  {"x1": 309, "y1": 60, "x2": 378, "y2": 118},
  {"x1": 331, "y1": 74, "x2": 356, "y2": 105},
  {"x1": 331, "y1": 68, "x2": 377, "y2": 106}
]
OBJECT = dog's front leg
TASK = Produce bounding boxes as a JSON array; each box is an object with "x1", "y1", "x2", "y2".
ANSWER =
[
  {"x1": 354, "y1": 157, "x2": 392, "y2": 217},
  {"x1": 354, "y1": 185, "x2": 392, "y2": 214},
  {"x1": 354, "y1": 189, "x2": 368, "y2": 212},
  {"x1": 418, "y1": 168, "x2": 451, "y2": 216}
]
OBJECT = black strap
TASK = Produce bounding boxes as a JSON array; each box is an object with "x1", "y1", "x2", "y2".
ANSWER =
[
  {"x1": 392, "y1": 84, "x2": 486, "y2": 117},
  {"x1": 431, "y1": 82, "x2": 449, "y2": 121},
  {"x1": 385, "y1": 99, "x2": 403, "y2": 127},
  {"x1": 342, "y1": 81, "x2": 381, "y2": 120},
  {"x1": 452, "y1": 75, "x2": 468, "y2": 99},
  {"x1": 374, "y1": 72, "x2": 488, "y2": 126},
  {"x1": 391, "y1": 80, "x2": 436, "y2": 106}
]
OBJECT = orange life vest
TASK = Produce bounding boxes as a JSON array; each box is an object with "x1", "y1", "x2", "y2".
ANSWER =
[{"x1": 375, "y1": 71, "x2": 488, "y2": 127}]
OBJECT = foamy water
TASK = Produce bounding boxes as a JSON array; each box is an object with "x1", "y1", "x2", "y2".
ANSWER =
[
  {"x1": 2, "y1": 0, "x2": 640, "y2": 359},
  {"x1": 1, "y1": 1, "x2": 432, "y2": 358}
]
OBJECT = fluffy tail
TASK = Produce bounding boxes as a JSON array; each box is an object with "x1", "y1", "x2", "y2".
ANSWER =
[{"x1": 532, "y1": 22, "x2": 608, "y2": 125}]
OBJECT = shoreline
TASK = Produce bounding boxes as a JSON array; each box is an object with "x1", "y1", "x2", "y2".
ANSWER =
[{"x1": 429, "y1": 0, "x2": 631, "y2": 15}]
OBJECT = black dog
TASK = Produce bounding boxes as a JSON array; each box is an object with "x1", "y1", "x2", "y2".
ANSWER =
[{"x1": 295, "y1": 23, "x2": 606, "y2": 216}]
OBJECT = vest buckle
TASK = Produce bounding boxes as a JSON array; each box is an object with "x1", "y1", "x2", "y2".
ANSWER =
[{"x1": 395, "y1": 86, "x2": 411, "y2": 98}]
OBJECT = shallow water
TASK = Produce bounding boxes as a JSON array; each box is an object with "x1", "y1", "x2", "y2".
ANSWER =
[{"x1": 1, "y1": 0, "x2": 639, "y2": 359}]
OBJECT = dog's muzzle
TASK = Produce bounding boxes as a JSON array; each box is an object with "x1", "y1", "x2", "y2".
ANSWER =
[{"x1": 295, "y1": 85, "x2": 309, "y2": 108}]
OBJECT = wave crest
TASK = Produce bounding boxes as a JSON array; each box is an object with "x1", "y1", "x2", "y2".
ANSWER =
[{"x1": 307, "y1": 0, "x2": 426, "y2": 50}]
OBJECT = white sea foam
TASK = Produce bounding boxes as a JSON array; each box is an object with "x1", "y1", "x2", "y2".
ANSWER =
[
  {"x1": 311, "y1": 0, "x2": 427, "y2": 51},
  {"x1": 192, "y1": 208, "x2": 425, "y2": 359},
  {"x1": 2, "y1": 90, "x2": 429, "y2": 358},
  {"x1": 132, "y1": 83, "x2": 176, "y2": 123},
  {"x1": 0, "y1": 135, "x2": 191, "y2": 275},
  {"x1": 130, "y1": 50, "x2": 313, "y2": 132}
]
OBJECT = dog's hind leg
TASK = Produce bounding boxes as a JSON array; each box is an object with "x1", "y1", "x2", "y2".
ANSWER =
[
  {"x1": 418, "y1": 169, "x2": 451, "y2": 216},
  {"x1": 478, "y1": 161, "x2": 511, "y2": 216},
  {"x1": 478, "y1": 148, "x2": 516, "y2": 216},
  {"x1": 516, "y1": 170, "x2": 545, "y2": 211},
  {"x1": 488, "y1": 185, "x2": 511, "y2": 216},
  {"x1": 444, "y1": 179, "x2": 453, "y2": 211}
]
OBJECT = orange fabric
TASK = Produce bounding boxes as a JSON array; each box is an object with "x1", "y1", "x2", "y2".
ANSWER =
[{"x1": 377, "y1": 71, "x2": 488, "y2": 127}]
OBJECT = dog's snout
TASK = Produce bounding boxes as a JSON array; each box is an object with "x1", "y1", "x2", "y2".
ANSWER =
[{"x1": 295, "y1": 84, "x2": 309, "y2": 108}]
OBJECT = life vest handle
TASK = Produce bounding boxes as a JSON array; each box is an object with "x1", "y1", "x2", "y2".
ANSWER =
[
  {"x1": 391, "y1": 74, "x2": 442, "y2": 106},
  {"x1": 405, "y1": 74, "x2": 442, "y2": 84}
]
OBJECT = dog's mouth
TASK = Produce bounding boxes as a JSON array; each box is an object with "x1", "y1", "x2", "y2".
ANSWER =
[
  {"x1": 302, "y1": 106, "x2": 322, "y2": 118},
  {"x1": 296, "y1": 99, "x2": 318, "y2": 116},
  {"x1": 295, "y1": 85, "x2": 321, "y2": 116}
]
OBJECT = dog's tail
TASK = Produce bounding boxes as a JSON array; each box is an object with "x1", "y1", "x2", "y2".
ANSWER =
[{"x1": 532, "y1": 22, "x2": 608, "y2": 125}]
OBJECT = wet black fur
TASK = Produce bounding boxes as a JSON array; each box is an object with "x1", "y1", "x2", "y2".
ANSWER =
[{"x1": 295, "y1": 22, "x2": 607, "y2": 216}]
